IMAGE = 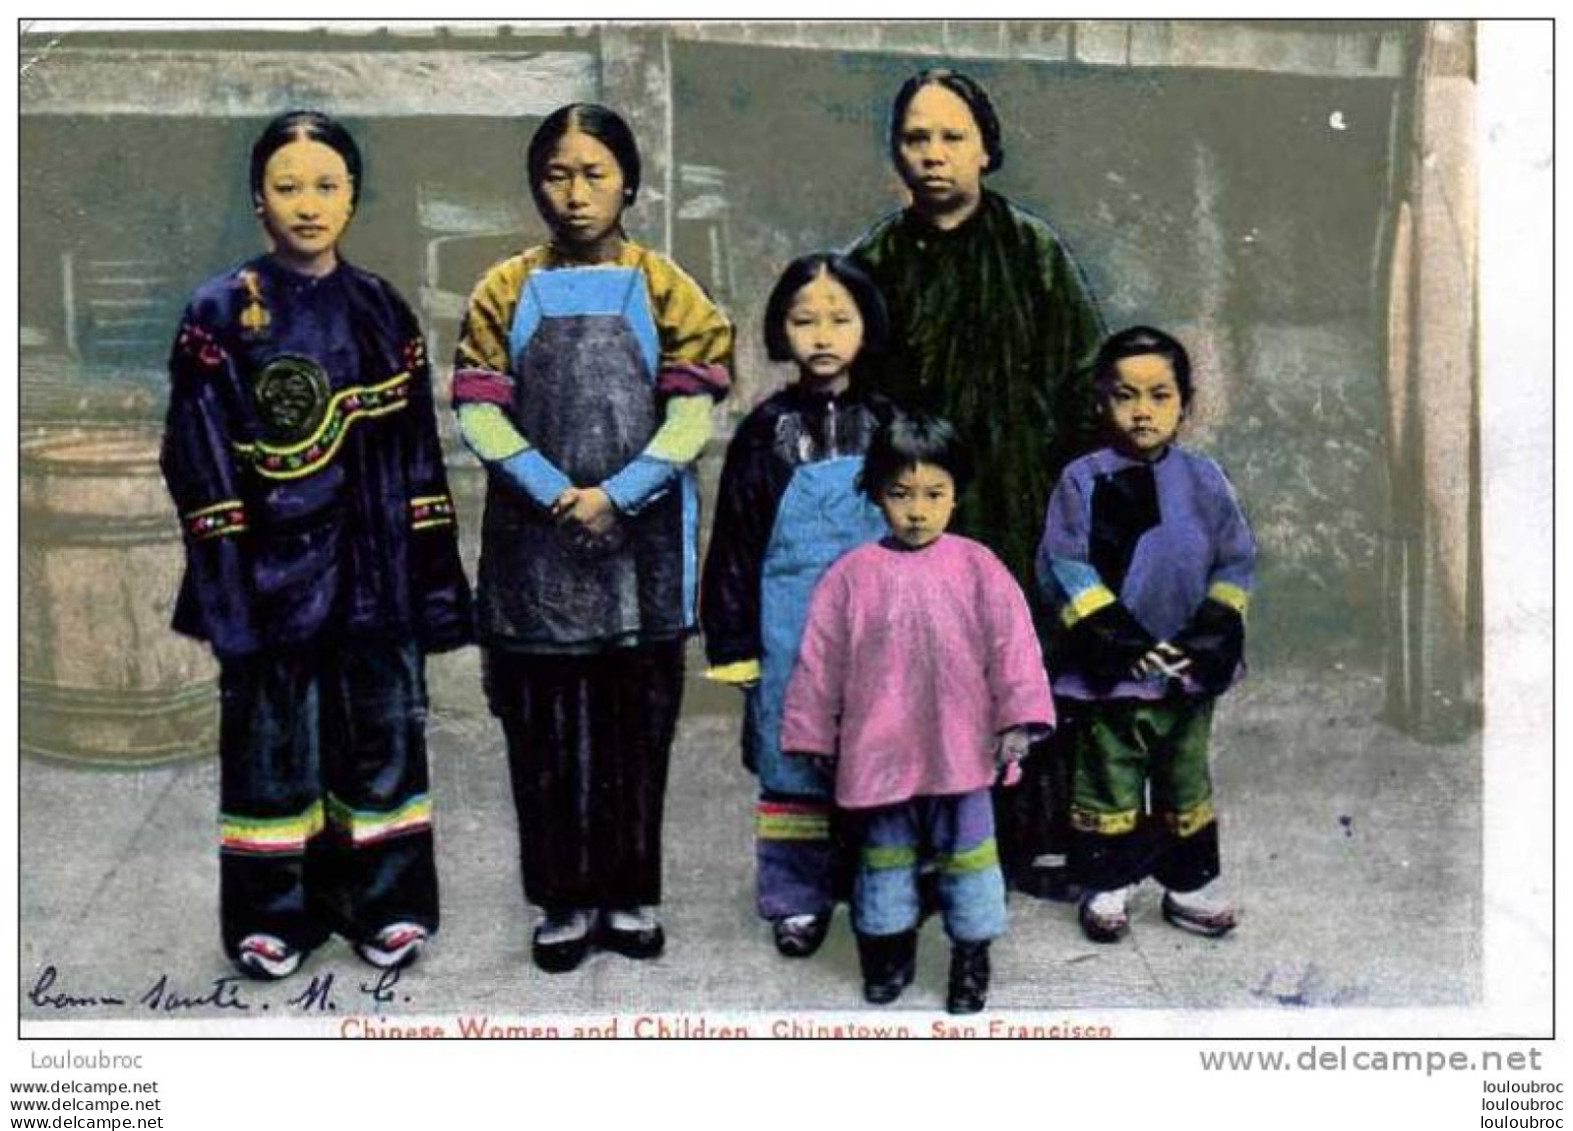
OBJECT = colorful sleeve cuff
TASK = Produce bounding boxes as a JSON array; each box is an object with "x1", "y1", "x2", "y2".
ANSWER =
[
  {"x1": 705, "y1": 659, "x2": 762, "y2": 685},
  {"x1": 500, "y1": 449, "x2": 573, "y2": 511},
  {"x1": 656, "y1": 361, "x2": 730, "y2": 400},
  {"x1": 456, "y1": 403, "x2": 528, "y2": 463},
  {"x1": 603, "y1": 454, "x2": 678, "y2": 515},
  {"x1": 644, "y1": 395, "x2": 714, "y2": 464},
  {"x1": 183, "y1": 499, "x2": 248, "y2": 541},
  {"x1": 451, "y1": 367, "x2": 516, "y2": 407},
  {"x1": 1207, "y1": 580, "x2": 1252, "y2": 617},
  {"x1": 409, "y1": 494, "x2": 456, "y2": 531},
  {"x1": 1059, "y1": 584, "x2": 1118, "y2": 628}
]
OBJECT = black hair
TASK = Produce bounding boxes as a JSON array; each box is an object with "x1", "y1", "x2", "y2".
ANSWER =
[
  {"x1": 888, "y1": 68, "x2": 1004, "y2": 175},
  {"x1": 1094, "y1": 326, "x2": 1195, "y2": 406},
  {"x1": 762, "y1": 252, "x2": 890, "y2": 363},
  {"x1": 250, "y1": 110, "x2": 363, "y2": 207},
  {"x1": 858, "y1": 414, "x2": 973, "y2": 499},
  {"x1": 526, "y1": 103, "x2": 642, "y2": 218}
]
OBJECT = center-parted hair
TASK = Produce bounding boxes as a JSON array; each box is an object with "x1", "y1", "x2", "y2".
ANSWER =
[
  {"x1": 762, "y1": 252, "x2": 890, "y2": 363},
  {"x1": 888, "y1": 69, "x2": 1005, "y2": 175},
  {"x1": 858, "y1": 414, "x2": 973, "y2": 500},
  {"x1": 1094, "y1": 326, "x2": 1195, "y2": 406},
  {"x1": 526, "y1": 103, "x2": 642, "y2": 217},
  {"x1": 250, "y1": 109, "x2": 364, "y2": 207}
]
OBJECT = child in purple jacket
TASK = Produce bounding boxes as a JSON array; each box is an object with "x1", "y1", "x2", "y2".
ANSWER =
[
  {"x1": 1036, "y1": 326, "x2": 1255, "y2": 945},
  {"x1": 781, "y1": 416, "x2": 1053, "y2": 1014}
]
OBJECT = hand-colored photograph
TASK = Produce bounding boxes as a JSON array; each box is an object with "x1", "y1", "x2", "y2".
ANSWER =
[{"x1": 17, "y1": 18, "x2": 1531, "y2": 1037}]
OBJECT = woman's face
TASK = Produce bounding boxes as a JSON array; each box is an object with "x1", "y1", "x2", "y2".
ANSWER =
[
  {"x1": 537, "y1": 129, "x2": 627, "y2": 250},
  {"x1": 784, "y1": 268, "x2": 864, "y2": 391},
  {"x1": 256, "y1": 138, "x2": 354, "y2": 275},
  {"x1": 894, "y1": 83, "x2": 989, "y2": 218}
]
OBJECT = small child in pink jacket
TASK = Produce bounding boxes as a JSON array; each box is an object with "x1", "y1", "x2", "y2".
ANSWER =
[{"x1": 781, "y1": 415, "x2": 1054, "y2": 1014}]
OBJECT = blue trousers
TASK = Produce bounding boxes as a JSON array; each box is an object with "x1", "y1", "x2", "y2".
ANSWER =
[{"x1": 850, "y1": 790, "x2": 1006, "y2": 942}]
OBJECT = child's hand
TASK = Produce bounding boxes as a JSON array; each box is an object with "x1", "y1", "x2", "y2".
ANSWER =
[
  {"x1": 995, "y1": 727, "x2": 1033, "y2": 768},
  {"x1": 1131, "y1": 641, "x2": 1192, "y2": 680}
]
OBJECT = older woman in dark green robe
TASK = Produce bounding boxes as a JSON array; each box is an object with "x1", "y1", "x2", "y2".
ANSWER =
[{"x1": 851, "y1": 69, "x2": 1106, "y2": 897}]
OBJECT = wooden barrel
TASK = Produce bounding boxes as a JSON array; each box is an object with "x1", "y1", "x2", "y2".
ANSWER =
[{"x1": 21, "y1": 426, "x2": 219, "y2": 766}]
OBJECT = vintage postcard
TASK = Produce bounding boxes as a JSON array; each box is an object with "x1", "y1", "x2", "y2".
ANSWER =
[{"x1": 11, "y1": 18, "x2": 1551, "y2": 1052}]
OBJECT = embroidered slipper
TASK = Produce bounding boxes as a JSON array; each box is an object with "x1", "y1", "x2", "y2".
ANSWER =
[
  {"x1": 235, "y1": 933, "x2": 303, "y2": 981},
  {"x1": 355, "y1": 922, "x2": 430, "y2": 970}
]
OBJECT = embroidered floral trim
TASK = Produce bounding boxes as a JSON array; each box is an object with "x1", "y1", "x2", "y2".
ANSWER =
[
  {"x1": 1070, "y1": 806, "x2": 1140, "y2": 836},
  {"x1": 756, "y1": 801, "x2": 831, "y2": 842},
  {"x1": 1161, "y1": 799, "x2": 1217, "y2": 839},
  {"x1": 233, "y1": 372, "x2": 411, "y2": 480},
  {"x1": 410, "y1": 494, "x2": 455, "y2": 530},
  {"x1": 175, "y1": 322, "x2": 229, "y2": 370},
  {"x1": 183, "y1": 499, "x2": 249, "y2": 541},
  {"x1": 326, "y1": 794, "x2": 433, "y2": 847}
]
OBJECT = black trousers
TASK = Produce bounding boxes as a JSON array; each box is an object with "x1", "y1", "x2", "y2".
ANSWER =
[
  {"x1": 218, "y1": 639, "x2": 438, "y2": 957},
  {"x1": 487, "y1": 640, "x2": 685, "y2": 914},
  {"x1": 993, "y1": 727, "x2": 1076, "y2": 882}
]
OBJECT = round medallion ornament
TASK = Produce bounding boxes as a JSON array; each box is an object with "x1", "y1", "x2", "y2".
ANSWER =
[{"x1": 253, "y1": 355, "x2": 330, "y2": 444}]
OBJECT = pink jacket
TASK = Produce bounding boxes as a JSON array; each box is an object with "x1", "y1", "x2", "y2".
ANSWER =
[{"x1": 781, "y1": 535, "x2": 1054, "y2": 809}]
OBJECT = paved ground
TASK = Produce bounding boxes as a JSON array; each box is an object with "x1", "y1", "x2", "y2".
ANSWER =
[{"x1": 19, "y1": 647, "x2": 1480, "y2": 1031}]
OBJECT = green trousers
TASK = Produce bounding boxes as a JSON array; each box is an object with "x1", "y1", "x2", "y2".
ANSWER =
[{"x1": 1069, "y1": 698, "x2": 1220, "y2": 893}]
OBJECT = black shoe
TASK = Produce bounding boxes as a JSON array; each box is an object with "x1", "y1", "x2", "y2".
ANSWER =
[
  {"x1": 598, "y1": 911, "x2": 666, "y2": 960},
  {"x1": 773, "y1": 912, "x2": 833, "y2": 959},
  {"x1": 856, "y1": 930, "x2": 918, "y2": 1005},
  {"x1": 532, "y1": 916, "x2": 593, "y2": 974},
  {"x1": 1011, "y1": 864, "x2": 1083, "y2": 904},
  {"x1": 946, "y1": 941, "x2": 991, "y2": 1015}
]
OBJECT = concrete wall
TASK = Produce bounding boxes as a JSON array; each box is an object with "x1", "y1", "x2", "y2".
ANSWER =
[{"x1": 16, "y1": 21, "x2": 1479, "y2": 725}]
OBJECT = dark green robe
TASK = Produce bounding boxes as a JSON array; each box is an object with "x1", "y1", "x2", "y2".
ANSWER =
[{"x1": 850, "y1": 190, "x2": 1106, "y2": 591}]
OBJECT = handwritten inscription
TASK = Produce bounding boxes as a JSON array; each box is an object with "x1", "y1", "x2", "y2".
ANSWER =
[{"x1": 26, "y1": 962, "x2": 408, "y2": 1015}]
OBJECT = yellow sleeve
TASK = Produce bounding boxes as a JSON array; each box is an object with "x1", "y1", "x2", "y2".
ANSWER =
[
  {"x1": 453, "y1": 254, "x2": 532, "y2": 375},
  {"x1": 640, "y1": 249, "x2": 734, "y2": 370}
]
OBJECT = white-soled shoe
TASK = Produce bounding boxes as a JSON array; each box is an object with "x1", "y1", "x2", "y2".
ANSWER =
[
  {"x1": 1162, "y1": 882, "x2": 1238, "y2": 937},
  {"x1": 355, "y1": 922, "x2": 430, "y2": 970},
  {"x1": 235, "y1": 933, "x2": 303, "y2": 981}
]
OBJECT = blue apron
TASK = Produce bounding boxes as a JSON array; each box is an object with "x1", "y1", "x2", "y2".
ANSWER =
[
  {"x1": 478, "y1": 265, "x2": 695, "y2": 647},
  {"x1": 753, "y1": 456, "x2": 887, "y2": 796}
]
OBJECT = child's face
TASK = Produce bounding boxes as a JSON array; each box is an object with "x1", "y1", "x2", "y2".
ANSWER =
[
  {"x1": 537, "y1": 129, "x2": 627, "y2": 250},
  {"x1": 877, "y1": 462, "x2": 956, "y2": 549},
  {"x1": 784, "y1": 268, "x2": 864, "y2": 390},
  {"x1": 257, "y1": 139, "x2": 354, "y2": 274},
  {"x1": 1106, "y1": 353, "x2": 1185, "y2": 460}
]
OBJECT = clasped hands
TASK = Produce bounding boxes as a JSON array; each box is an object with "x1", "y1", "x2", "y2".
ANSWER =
[
  {"x1": 550, "y1": 486, "x2": 617, "y2": 539},
  {"x1": 1132, "y1": 640, "x2": 1192, "y2": 681}
]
